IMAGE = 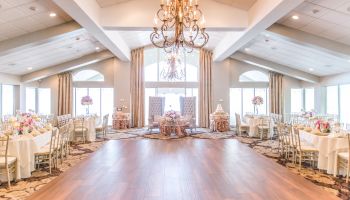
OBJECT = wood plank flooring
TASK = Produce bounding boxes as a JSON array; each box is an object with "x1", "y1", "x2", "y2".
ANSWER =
[{"x1": 28, "y1": 139, "x2": 340, "y2": 200}]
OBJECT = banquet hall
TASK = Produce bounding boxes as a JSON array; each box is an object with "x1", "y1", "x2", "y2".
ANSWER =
[{"x1": 0, "y1": 0, "x2": 350, "y2": 199}]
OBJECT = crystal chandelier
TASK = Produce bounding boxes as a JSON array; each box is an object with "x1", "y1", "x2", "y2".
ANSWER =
[
  {"x1": 160, "y1": 51, "x2": 185, "y2": 81},
  {"x1": 150, "y1": 0, "x2": 209, "y2": 53}
]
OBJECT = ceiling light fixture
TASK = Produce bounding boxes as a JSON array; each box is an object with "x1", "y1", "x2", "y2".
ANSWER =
[
  {"x1": 291, "y1": 15, "x2": 299, "y2": 20},
  {"x1": 49, "y1": 12, "x2": 57, "y2": 17},
  {"x1": 309, "y1": 68, "x2": 314, "y2": 71},
  {"x1": 27, "y1": 67, "x2": 33, "y2": 70},
  {"x1": 95, "y1": 47, "x2": 100, "y2": 50},
  {"x1": 150, "y1": 0, "x2": 209, "y2": 54},
  {"x1": 244, "y1": 48, "x2": 251, "y2": 52}
]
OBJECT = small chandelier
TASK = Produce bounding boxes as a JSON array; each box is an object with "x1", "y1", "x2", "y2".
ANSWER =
[
  {"x1": 150, "y1": 0, "x2": 209, "y2": 53},
  {"x1": 160, "y1": 51, "x2": 185, "y2": 81}
]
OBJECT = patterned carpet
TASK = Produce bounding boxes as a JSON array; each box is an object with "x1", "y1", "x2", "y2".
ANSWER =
[
  {"x1": 0, "y1": 140, "x2": 106, "y2": 200},
  {"x1": 1, "y1": 128, "x2": 349, "y2": 200},
  {"x1": 234, "y1": 135, "x2": 350, "y2": 200}
]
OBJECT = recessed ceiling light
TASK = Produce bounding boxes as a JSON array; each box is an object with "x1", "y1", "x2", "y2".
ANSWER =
[
  {"x1": 291, "y1": 15, "x2": 299, "y2": 20},
  {"x1": 95, "y1": 46, "x2": 100, "y2": 50},
  {"x1": 27, "y1": 67, "x2": 33, "y2": 70},
  {"x1": 244, "y1": 48, "x2": 251, "y2": 52},
  {"x1": 49, "y1": 12, "x2": 57, "y2": 17},
  {"x1": 309, "y1": 68, "x2": 314, "y2": 71}
]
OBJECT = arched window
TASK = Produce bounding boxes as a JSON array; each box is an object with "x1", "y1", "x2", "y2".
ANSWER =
[
  {"x1": 73, "y1": 70, "x2": 104, "y2": 82},
  {"x1": 239, "y1": 70, "x2": 268, "y2": 82}
]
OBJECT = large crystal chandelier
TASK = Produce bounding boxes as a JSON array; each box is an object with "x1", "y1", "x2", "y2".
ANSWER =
[
  {"x1": 160, "y1": 51, "x2": 185, "y2": 81},
  {"x1": 150, "y1": 0, "x2": 209, "y2": 53}
]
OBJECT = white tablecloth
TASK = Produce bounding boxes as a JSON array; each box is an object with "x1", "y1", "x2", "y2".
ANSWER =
[
  {"x1": 299, "y1": 130, "x2": 348, "y2": 175},
  {"x1": 4, "y1": 130, "x2": 53, "y2": 180},
  {"x1": 245, "y1": 116, "x2": 274, "y2": 138}
]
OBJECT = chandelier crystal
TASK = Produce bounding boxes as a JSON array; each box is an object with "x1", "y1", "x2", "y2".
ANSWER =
[
  {"x1": 150, "y1": 0, "x2": 209, "y2": 53},
  {"x1": 160, "y1": 51, "x2": 185, "y2": 81}
]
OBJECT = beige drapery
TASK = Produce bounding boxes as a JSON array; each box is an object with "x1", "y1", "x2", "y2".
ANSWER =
[
  {"x1": 199, "y1": 49, "x2": 213, "y2": 128},
  {"x1": 269, "y1": 72, "x2": 284, "y2": 115},
  {"x1": 130, "y1": 48, "x2": 145, "y2": 128},
  {"x1": 58, "y1": 72, "x2": 73, "y2": 116}
]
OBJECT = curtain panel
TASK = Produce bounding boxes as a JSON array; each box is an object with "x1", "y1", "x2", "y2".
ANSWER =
[
  {"x1": 199, "y1": 49, "x2": 213, "y2": 128},
  {"x1": 57, "y1": 72, "x2": 73, "y2": 116},
  {"x1": 130, "y1": 48, "x2": 145, "y2": 128},
  {"x1": 269, "y1": 72, "x2": 284, "y2": 115}
]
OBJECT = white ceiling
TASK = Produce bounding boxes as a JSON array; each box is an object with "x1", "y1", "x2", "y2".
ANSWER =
[
  {"x1": 278, "y1": 0, "x2": 350, "y2": 46},
  {"x1": 117, "y1": 30, "x2": 230, "y2": 50},
  {"x1": 241, "y1": 32, "x2": 350, "y2": 76},
  {"x1": 0, "y1": 0, "x2": 72, "y2": 42},
  {"x1": 0, "y1": 29, "x2": 104, "y2": 75},
  {"x1": 96, "y1": 0, "x2": 257, "y2": 10}
]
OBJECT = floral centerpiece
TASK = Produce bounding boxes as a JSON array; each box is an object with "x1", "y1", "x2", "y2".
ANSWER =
[
  {"x1": 81, "y1": 96, "x2": 93, "y2": 105},
  {"x1": 301, "y1": 110, "x2": 315, "y2": 118},
  {"x1": 315, "y1": 120, "x2": 330, "y2": 133},
  {"x1": 252, "y1": 96, "x2": 264, "y2": 106},
  {"x1": 252, "y1": 96, "x2": 264, "y2": 114},
  {"x1": 81, "y1": 96, "x2": 93, "y2": 114},
  {"x1": 164, "y1": 110, "x2": 180, "y2": 122},
  {"x1": 12, "y1": 113, "x2": 42, "y2": 135}
]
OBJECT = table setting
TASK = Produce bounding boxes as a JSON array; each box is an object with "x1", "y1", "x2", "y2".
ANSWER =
[
  {"x1": 0, "y1": 111, "x2": 54, "y2": 180},
  {"x1": 296, "y1": 118, "x2": 349, "y2": 175},
  {"x1": 158, "y1": 110, "x2": 187, "y2": 137}
]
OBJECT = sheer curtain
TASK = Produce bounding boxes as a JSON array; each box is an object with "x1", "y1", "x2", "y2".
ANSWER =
[
  {"x1": 58, "y1": 72, "x2": 73, "y2": 115},
  {"x1": 130, "y1": 48, "x2": 145, "y2": 128},
  {"x1": 199, "y1": 49, "x2": 213, "y2": 128},
  {"x1": 269, "y1": 72, "x2": 283, "y2": 115}
]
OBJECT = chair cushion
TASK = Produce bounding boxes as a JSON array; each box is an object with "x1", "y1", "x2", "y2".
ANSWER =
[
  {"x1": 300, "y1": 145, "x2": 317, "y2": 152},
  {"x1": 0, "y1": 156, "x2": 16, "y2": 166},
  {"x1": 338, "y1": 152, "x2": 349, "y2": 160},
  {"x1": 35, "y1": 145, "x2": 52, "y2": 154},
  {"x1": 74, "y1": 128, "x2": 88, "y2": 132}
]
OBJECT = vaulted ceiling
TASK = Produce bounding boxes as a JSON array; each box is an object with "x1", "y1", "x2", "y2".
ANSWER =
[
  {"x1": 2, "y1": 0, "x2": 350, "y2": 83},
  {"x1": 0, "y1": 0, "x2": 71, "y2": 41}
]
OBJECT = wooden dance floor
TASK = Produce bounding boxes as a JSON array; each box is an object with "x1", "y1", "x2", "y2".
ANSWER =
[{"x1": 28, "y1": 139, "x2": 339, "y2": 200}]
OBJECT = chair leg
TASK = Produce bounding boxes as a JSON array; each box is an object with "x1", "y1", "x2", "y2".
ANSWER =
[{"x1": 6, "y1": 165, "x2": 11, "y2": 188}]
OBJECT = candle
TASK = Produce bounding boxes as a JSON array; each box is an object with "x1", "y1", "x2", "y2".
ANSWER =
[
  {"x1": 195, "y1": 0, "x2": 198, "y2": 5},
  {"x1": 161, "y1": 0, "x2": 164, "y2": 5}
]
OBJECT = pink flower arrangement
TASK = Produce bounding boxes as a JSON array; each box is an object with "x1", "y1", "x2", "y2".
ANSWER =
[
  {"x1": 315, "y1": 120, "x2": 330, "y2": 133},
  {"x1": 81, "y1": 96, "x2": 93, "y2": 105},
  {"x1": 164, "y1": 110, "x2": 180, "y2": 121},
  {"x1": 252, "y1": 96, "x2": 264, "y2": 106},
  {"x1": 14, "y1": 114, "x2": 41, "y2": 134}
]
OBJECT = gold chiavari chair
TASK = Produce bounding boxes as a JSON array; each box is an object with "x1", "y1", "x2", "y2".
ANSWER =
[
  {"x1": 293, "y1": 128, "x2": 318, "y2": 169},
  {"x1": 235, "y1": 113, "x2": 249, "y2": 136},
  {"x1": 0, "y1": 135, "x2": 17, "y2": 188},
  {"x1": 34, "y1": 128, "x2": 59, "y2": 174},
  {"x1": 257, "y1": 117, "x2": 270, "y2": 140},
  {"x1": 73, "y1": 117, "x2": 88, "y2": 143},
  {"x1": 335, "y1": 133, "x2": 350, "y2": 183}
]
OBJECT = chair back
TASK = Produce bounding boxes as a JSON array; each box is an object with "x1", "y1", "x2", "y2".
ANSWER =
[
  {"x1": 103, "y1": 114, "x2": 109, "y2": 129},
  {"x1": 292, "y1": 127, "x2": 302, "y2": 152},
  {"x1": 148, "y1": 96, "x2": 165, "y2": 121},
  {"x1": 179, "y1": 96, "x2": 196, "y2": 118},
  {"x1": 235, "y1": 113, "x2": 241, "y2": 127},
  {"x1": 49, "y1": 128, "x2": 59, "y2": 154},
  {"x1": 73, "y1": 117, "x2": 85, "y2": 131},
  {"x1": 58, "y1": 124, "x2": 69, "y2": 147},
  {"x1": 0, "y1": 135, "x2": 10, "y2": 166}
]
